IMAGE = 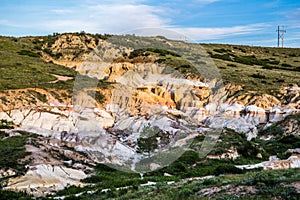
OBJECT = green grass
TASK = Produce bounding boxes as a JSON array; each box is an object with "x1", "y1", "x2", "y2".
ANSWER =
[
  {"x1": 126, "y1": 48, "x2": 200, "y2": 75},
  {"x1": 0, "y1": 131, "x2": 31, "y2": 174},
  {"x1": 0, "y1": 36, "x2": 77, "y2": 91},
  {"x1": 0, "y1": 190, "x2": 32, "y2": 200},
  {"x1": 0, "y1": 119, "x2": 14, "y2": 129},
  {"x1": 46, "y1": 168, "x2": 300, "y2": 200},
  {"x1": 109, "y1": 36, "x2": 300, "y2": 94},
  {"x1": 202, "y1": 44, "x2": 300, "y2": 94}
]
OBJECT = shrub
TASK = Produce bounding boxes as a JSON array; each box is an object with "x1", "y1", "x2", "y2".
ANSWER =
[
  {"x1": 213, "y1": 164, "x2": 244, "y2": 176},
  {"x1": 210, "y1": 53, "x2": 232, "y2": 61},
  {"x1": 0, "y1": 119, "x2": 14, "y2": 129},
  {"x1": 0, "y1": 190, "x2": 32, "y2": 200},
  {"x1": 281, "y1": 63, "x2": 293, "y2": 68},
  {"x1": 227, "y1": 63, "x2": 237, "y2": 67},
  {"x1": 251, "y1": 74, "x2": 266, "y2": 79},
  {"x1": 259, "y1": 124, "x2": 284, "y2": 136},
  {"x1": 175, "y1": 188, "x2": 193, "y2": 199},
  {"x1": 213, "y1": 48, "x2": 228, "y2": 53},
  {"x1": 0, "y1": 133, "x2": 31, "y2": 173},
  {"x1": 87, "y1": 90, "x2": 105, "y2": 104},
  {"x1": 17, "y1": 50, "x2": 40, "y2": 57},
  {"x1": 28, "y1": 90, "x2": 47, "y2": 103}
]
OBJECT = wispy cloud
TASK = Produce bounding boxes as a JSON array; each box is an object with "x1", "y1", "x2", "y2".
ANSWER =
[
  {"x1": 264, "y1": 0, "x2": 281, "y2": 8},
  {"x1": 39, "y1": 3, "x2": 169, "y2": 33},
  {"x1": 0, "y1": 19, "x2": 8, "y2": 25},
  {"x1": 289, "y1": 8, "x2": 300, "y2": 20},
  {"x1": 51, "y1": 9, "x2": 73, "y2": 14},
  {"x1": 171, "y1": 23, "x2": 269, "y2": 40},
  {"x1": 195, "y1": 0, "x2": 221, "y2": 4},
  {"x1": 1, "y1": 0, "x2": 299, "y2": 47}
]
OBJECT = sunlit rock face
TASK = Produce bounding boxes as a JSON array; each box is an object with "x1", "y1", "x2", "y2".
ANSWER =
[
  {"x1": 4, "y1": 164, "x2": 87, "y2": 197},
  {"x1": 204, "y1": 116, "x2": 257, "y2": 140},
  {"x1": 236, "y1": 155, "x2": 300, "y2": 171}
]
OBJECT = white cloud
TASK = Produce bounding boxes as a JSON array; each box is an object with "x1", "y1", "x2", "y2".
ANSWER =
[
  {"x1": 196, "y1": 0, "x2": 221, "y2": 4},
  {"x1": 40, "y1": 3, "x2": 169, "y2": 33},
  {"x1": 169, "y1": 24, "x2": 268, "y2": 40},
  {"x1": 0, "y1": 19, "x2": 21, "y2": 27},
  {"x1": 51, "y1": 9, "x2": 73, "y2": 14},
  {"x1": 0, "y1": 0, "x2": 274, "y2": 44},
  {"x1": 0, "y1": 19, "x2": 8, "y2": 25},
  {"x1": 38, "y1": 1, "x2": 263, "y2": 40}
]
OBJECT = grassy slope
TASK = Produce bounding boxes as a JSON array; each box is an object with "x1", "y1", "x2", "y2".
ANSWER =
[
  {"x1": 0, "y1": 36, "x2": 77, "y2": 91},
  {"x1": 1, "y1": 34, "x2": 300, "y2": 94},
  {"x1": 202, "y1": 44, "x2": 300, "y2": 94}
]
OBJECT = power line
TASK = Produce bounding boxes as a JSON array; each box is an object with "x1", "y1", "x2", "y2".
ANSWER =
[{"x1": 276, "y1": 25, "x2": 286, "y2": 48}]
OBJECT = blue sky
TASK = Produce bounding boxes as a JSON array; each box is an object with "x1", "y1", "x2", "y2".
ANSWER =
[{"x1": 1, "y1": 0, "x2": 300, "y2": 47}]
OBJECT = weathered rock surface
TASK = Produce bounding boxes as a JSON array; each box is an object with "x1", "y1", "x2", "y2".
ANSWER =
[
  {"x1": 236, "y1": 155, "x2": 300, "y2": 170},
  {"x1": 5, "y1": 164, "x2": 87, "y2": 197},
  {"x1": 1, "y1": 34, "x2": 300, "y2": 196}
]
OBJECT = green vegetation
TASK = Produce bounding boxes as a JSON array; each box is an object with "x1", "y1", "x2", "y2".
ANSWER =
[
  {"x1": 0, "y1": 34, "x2": 299, "y2": 199},
  {"x1": 0, "y1": 36, "x2": 77, "y2": 91},
  {"x1": 0, "y1": 131, "x2": 31, "y2": 174},
  {"x1": 47, "y1": 167, "x2": 300, "y2": 200},
  {"x1": 126, "y1": 48, "x2": 200, "y2": 75},
  {"x1": 0, "y1": 190, "x2": 32, "y2": 200},
  {"x1": 202, "y1": 44, "x2": 300, "y2": 94},
  {"x1": 28, "y1": 89, "x2": 47, "y2": 103},
  {"x1": 0, "y1": 119, "x2": 14, "y2": 129},
  {"x1": 86, "y1": 90, "x2": 106, "y2": 104},
  {"x1": 137, "y1": 126, "x2": 160, "y2": 157},
  {"x1": 17, "y1": 49, "x2": 40, "y2": 57}
]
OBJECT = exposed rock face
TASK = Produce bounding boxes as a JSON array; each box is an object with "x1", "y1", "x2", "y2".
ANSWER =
[
  {"x1": 42, "y1": 34, "x2": 99, "y2": 70},
  {"x1": 5, "y1": 164, "x2": 87, "y2": 197},
  {"x1": 0, "y1": 107, "x2": 114, "y2": 137},
  {"x1": 1, "y1": 34, "x2": 300, "y2": 196},
  {"x1": 0, "y1": 169, "x2": 16, "y2": 179},
  {"x1": 236, "y1": 155, "x2": 300, "y2": 170},
  {"x1": 207, "y1": 146, "x2": 239, "y2": 160},
  {"x1": 204, "y1": 116, "x2": 257, "y2": 140}
]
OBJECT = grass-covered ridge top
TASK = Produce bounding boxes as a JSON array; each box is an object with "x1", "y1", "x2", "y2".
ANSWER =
[
  {"x1": 202, "y1": 43, "x2": 300, "y2": 94},
  {"x1": 0, "y1": 33, "x2": 299, "y2": 94},
  {"x1": 0, "y1": 36, "x2": 77, "y2": 91}
]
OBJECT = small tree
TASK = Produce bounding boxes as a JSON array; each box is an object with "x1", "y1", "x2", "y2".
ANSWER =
[{"x1": 137, "y1": 125, "x2": 160, "y2": 157}]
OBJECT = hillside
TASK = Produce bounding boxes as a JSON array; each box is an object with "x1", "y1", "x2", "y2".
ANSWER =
[{"x1": 0, "y1": 33, "x2": 299, "y2": 199}]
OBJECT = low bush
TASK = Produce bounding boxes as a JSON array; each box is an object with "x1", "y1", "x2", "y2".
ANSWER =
[
  {"x1": 213, "y1": 164, "x2": 244, "y2": 176},
  {"x1": 0, "y1": 119, "x2": 14, "y2": 129},
  {"x1": 17, "y1": 50, "x2": 40, "y2": 57}
]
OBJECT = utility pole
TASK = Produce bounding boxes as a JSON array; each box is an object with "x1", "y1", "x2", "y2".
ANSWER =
[{"x1": 276, "y1": 25, "x2": 286, "y2": 48}]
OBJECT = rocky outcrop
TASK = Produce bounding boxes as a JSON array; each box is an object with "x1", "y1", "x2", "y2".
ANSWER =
[
  {"x1": 236, "y1": 155, "x2": 300, "y2": 170},
  {"x1": 5, "y1": 164, "x2": 87, "y2": 197},
  {"x1": 0, "y1": 106, "x2": 114, "y2": 137},
  {"x1": 42, "y1": 34, "x2": 99, "y2": 70},
  {"x1": 204, "y1": 116, "x2": 257, "y2": 140}
]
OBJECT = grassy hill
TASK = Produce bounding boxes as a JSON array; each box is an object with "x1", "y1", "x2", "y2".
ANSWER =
[
  {"x1": 0, "y1": 34, "x2": 299, "y2": 95},
  {"x1": 201, "y1": 44, "x2": 300, "y2": 94},
  {"x1": 0, "y1": 36, "x2": 76, "y2": 91}
]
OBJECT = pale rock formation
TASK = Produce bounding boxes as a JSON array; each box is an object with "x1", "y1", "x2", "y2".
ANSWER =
[
  {"x1": 236, "y1": 155, "x2": 300, "y2": 170},
  {"x1": 269, "y1": 106, "x2": 285, "y2": 122},
  {"x1": 204, "y1": 116, "x2": 257, "y2": 140},
  {"x1": 244, "y1": 105, "x2": 267, "y2": 125},
  {"x1": 5, "y1": 164, "x2": 87, "y2": 197},
  {"x1": 207, "y1": 146, "x2": 239, "y2": 160},
  {"x1": 224, "y1": 103, "x2": 245, "y2": 117},
  {"x1": 0, "y1": 106, "x2": 115, "y2": 138},
  {"x1": 0, "y1": 168, "x2": 16, "y2": 179}
]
